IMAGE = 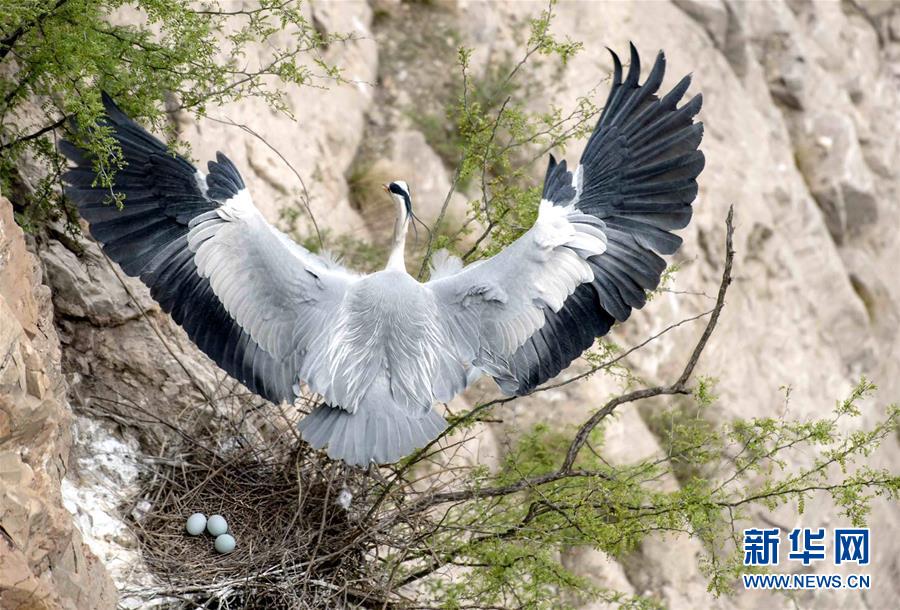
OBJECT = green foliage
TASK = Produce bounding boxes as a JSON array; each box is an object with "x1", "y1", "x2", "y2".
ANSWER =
[
  {"x1": 643, "y1": 378, "x2": 720, "y2": 484},
  {"x1": 408, "y1": 0, "x2": 600, "y2": 273},
  {"x1": 525, "y1": 3, "x2": 582, "y2": 65},
  {"x1": 370, "y1": 8, "x2": 899, "y2": 604},
  {"x1": 387, "y1": 377, "x2": 899, "y2": 607},
  {"x1": 409, "y1": 50, "x2": 521, "y2": 176},
  {"x1": 0, "y1": 0, "x2": 346, "y2": 231},
  {"x1": 646, "y1": 261, "x2": 681, "y2": 302},
  {"x1": 6, "y1": 2, "x2": 898, "y2": 609},
  {"x1": 498, "y1": 422, "x2": 576, "y2": 481},
  {"x1": 582, "y1": 340, "x2": 644, "y2": 389}
]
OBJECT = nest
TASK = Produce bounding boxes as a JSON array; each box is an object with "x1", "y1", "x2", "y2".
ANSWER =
[{"x1": 123, "y1": 392, "x2": 396, "y2": 609}]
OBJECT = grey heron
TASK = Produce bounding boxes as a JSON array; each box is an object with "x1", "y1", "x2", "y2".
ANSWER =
[{"x1": 60, "y1": 44, "x2": 704, "y2": 466}]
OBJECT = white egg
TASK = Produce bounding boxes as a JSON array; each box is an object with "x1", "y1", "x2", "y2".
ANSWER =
[
  {"x1": 207, "y1": 514, "x2": 228, "y2": 536},
  {"x1": 214, "y1": 533, "x2": 236, "y2": 554},
  {"x1": 185, "y1": 513, "x2": 207, "y2": 536}
]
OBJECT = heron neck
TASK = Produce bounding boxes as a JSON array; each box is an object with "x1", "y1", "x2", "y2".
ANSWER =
[{"x1": 386, "y1": 213, "x2": 409, "y2": 272}]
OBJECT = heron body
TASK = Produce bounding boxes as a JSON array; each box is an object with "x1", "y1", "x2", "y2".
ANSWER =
[
  {"x1": 61, "y1": 44, "x2": 705, "y2": 466},
  {"x1": 303, "y1": 270, "x2": 451, "y2": 464}
]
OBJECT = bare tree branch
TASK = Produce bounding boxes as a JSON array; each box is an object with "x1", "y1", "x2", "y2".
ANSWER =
[
  {"x1": 561, "y1": 205, "x2": 735, "y2": 471},
  {"x1": 0, "y1": 0, "x2": 69, "y2": 63},
  {"x1": 397, "y1": 205, "x2": 735, "y2": 514}
]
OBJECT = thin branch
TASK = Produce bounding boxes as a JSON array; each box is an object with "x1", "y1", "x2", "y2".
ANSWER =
[
  {"x1": 541, "y1": 306, "x2": 716, "y2": 393},
  {"x1": 0, "y1": 115, "x2": 67, "y2": 151},
  {"x1": 204, "y1": 114, "x2": 324, "y2": 249},
  {"x1": 478, "y1": 95, "x2": 512, "y2": 221},
  {"x1": 396, "y1": 205, "x2": 735, "y2": 513},
  {"x1": 416, "y1": 162, "x2": 462, "y2": 279},
  {"x1": 416, "y1": 50, "x2": 474, "y2": 279},
  {"x1": 562, "y1": 205, "x2": 734, "y2": 471},
  {"x1": 0, "y1": 0, "x2": 69, "y2": 62}
]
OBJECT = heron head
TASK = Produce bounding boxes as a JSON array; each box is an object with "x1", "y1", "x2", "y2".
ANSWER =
[{"x1": 383, "y1": 181, "x2": 412, "y2": 219}]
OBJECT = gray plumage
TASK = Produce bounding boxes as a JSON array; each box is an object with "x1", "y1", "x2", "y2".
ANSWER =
[{"x1": 60, "y1": 44, "x2": 703, "y2": 466}]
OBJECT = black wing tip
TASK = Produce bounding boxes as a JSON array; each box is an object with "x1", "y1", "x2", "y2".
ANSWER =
[
  {"x1": 99, "y1": 91, "x2": 128, "y2": 124},
  {"x1": 693, "y1": 148, "x2": 707, "y2": 173},
  {"x1": 608, "y1": 44, "x2": 668, "y2": 90},
  {"x1": 208, "y1": 150, "x2": 246, "y2": 193},
  {"x1": 625, "y1": 42, "x2": 641, "y2": 85},
  {"x1": 58, "y1": 139, "x2": 85, "y2": 163},
  {"x1": 100, "y1": 90, "x2": 116, "y2": 108},
  {"x1": 542, "y1": 152, "x2": 576, "y2": 204},
  {"x1": 607, "y1": 47, "x2": 623, "y2": 84},
  {"x1": 691, "y1": 92, "x2": 704, "y2": 114},
  {"x1": 696, "y1": 121, "x2": 706, "y2": 144},
  {"x1": 676, "y1": 73, "x2": 694, "y2": 94}
]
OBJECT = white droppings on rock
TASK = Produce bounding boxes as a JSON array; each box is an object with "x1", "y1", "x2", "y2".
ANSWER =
[
  {"x1": 61, "y1": 416, "x2": 156, "y2": 605},
  {"x1": 4, "y1": 1, "x2": 898, "y2": 608},
  {"x1": 131, "y1": 499, "x2": 152, "y2": 521}
]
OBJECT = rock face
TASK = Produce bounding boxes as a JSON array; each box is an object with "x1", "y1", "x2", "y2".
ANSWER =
[
  {"x1": 451, "y1": 2, "x2": 900, "y2": 608},
  {"x1": 0, "y1": 196, "x2": 117, "y2": 610},
  {"x1": 173, "y1": 1, "x2": 379, "y2": 235},
  {"x1": 449, "y1": 2, "x2": 900, "y2": 608},
  {"x1": 1, "y1": 0, "x2": 899, "y2": 608}
]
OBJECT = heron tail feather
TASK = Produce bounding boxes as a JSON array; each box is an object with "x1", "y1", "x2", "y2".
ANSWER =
[{"x1": 298, "y1": 403, "x2": 447, "y2": 466}]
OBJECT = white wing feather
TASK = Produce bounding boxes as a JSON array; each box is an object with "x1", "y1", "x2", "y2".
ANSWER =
[{"x1": 427, "y1": 199, "x2": 607, "y2": 383}]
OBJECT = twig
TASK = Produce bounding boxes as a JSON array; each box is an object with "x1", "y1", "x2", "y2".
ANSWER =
[
  {"x1": 398, "y1": 205, "x2": 735, "y2": 513},
  {"x1": 204, "y1": 114, "x2": 324, "y2": 249},
  {"x1": 0, "y1": 115, "x2": 67, "y2": 151},
  {"x1": 0, "y1": 0, "x2": 69, "y2": 63},
  {"x1": 417, "y1": 162, "x2": 462, "y2": 279},
  {"x1": 561, "y1": 205, "x2": 734, "y2": 471}
]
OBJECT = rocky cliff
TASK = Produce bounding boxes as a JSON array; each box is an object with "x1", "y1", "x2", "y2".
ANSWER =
[
  {"x1": 0, "y1": 196, "x2": 117, "y2": 609},
  {"x1": 1, "y1": 0, "x2": 898, "y2": 608}
]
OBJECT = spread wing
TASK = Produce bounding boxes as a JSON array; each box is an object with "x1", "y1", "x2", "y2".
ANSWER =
[
  {"x1": 429, "y1": 44, "x2": 704, "y2": 395},
  {"x1": 60, "y1": 94, "x2": 356, "y2": 404}
]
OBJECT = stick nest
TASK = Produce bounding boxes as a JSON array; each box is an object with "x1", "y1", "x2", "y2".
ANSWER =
[{"x1": 124, "y1": 395, "x2": 390, "y2": 609}]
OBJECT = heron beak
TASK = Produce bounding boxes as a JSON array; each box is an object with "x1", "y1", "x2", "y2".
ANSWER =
[{"x1": 382, "y1": 184, "x2": 390, "y2": 193}]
